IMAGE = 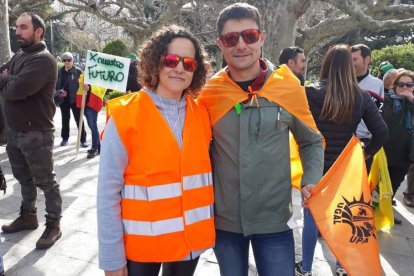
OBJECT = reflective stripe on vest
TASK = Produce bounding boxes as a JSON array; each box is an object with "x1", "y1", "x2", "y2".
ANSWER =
[
  {"x1": 122, "y1": 182, "x2": 182, "y2": 201},
  {"x1": 123, "y1": 204, "x2": 213, "y2": 235},
  {"x1": 122, "y1": 172, "x2": 212, "y2": 201},
  {"x1": 183, "y1": 172, "x2": 212, "y2": 190},
  {"x1": 185, "y1": 205, "x2": 212, "y2": 225},
  {"x1": 123, "y1": 217, "x2": 184, "y2": 236}
]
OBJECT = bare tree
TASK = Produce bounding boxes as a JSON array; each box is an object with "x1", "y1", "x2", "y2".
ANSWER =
[
  {"x1": 4, "y1": 0, "x2": 414, "y2": 65},
  {"x1": 51, "y1": 0, "x2": 414, "y2": 63},
  {"x1": 0, "y1": 0, "x2": 11, "y2": 65}
]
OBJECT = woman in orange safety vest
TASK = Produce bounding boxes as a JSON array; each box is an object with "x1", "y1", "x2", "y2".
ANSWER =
[{"x1": 97, "y1": 25, "x2": 214, "y2": 276}]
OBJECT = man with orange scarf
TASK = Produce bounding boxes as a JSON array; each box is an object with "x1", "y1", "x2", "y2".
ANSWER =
[{"x1": 198, "y1": 3, "x2": 324, "y2": 276}]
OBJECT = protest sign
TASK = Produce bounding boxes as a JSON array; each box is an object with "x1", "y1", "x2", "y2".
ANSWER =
[{"x1": 84, "y1": 50, "x2": 130, "y2": 92}]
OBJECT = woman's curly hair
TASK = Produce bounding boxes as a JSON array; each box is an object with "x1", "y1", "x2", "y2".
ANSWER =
[{"x1": 138, "y1": 25, "x2": 208, "y2": 97}]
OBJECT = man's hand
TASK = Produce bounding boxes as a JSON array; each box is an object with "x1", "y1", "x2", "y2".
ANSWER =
[
  {"x1": 301, "y1": 184, "x2": 315, "y2": 208},
  {"x1": 1, "y1": 69, "x2": 8, "y2": 76},
  {"x1": 105, "y1": 266, "x2": 128, "y2": 276}
]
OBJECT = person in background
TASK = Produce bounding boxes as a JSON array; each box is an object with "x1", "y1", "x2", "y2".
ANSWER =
[
  {"x1": 0, "y1": 12, "x2": 62, "y2": 250},
  {"x1": 76, "y1": 75, "x2": 106, "y2": 158},
  {"x1": 0, "y1": 164, "x2": 4, "y2": 276},
  {"x1": 56, "y1": 52, "x2": 87, "y2": 147},
  {"x1": 383, "y1": 69, "x2": 399, "y2": 94},
  {"x1": 296, "y1": 44, "x2": 387, "y2": 276},
  {"x1": 97, "y1": 25, "x2": 214, "y2": 276},
  {"x1": 351, "y1": 44, "x2": 384, "y2": 172},
  {"x1": 378, "y1": 61, "x2": 394, "y2": 80},
  {"x1": 199, "y1": 3, "x2": 324, "y2": 276},
  {"x1": 383, "y1": 70, "x2": 414, "y2": 212},
  {"x1": 404, "y1": 165, "x2": 414, "y2": 207},
  {"x1": 126, "y1": 53, "x2": 141, "y2": 93},
  {"x1": 278, "y1": 46, "x2": 306, "y2": 85}
]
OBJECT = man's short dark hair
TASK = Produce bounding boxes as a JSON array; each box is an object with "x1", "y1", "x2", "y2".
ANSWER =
[
  {"x1": 217, "y1": 3, "x2": 261, "y2": 35},
  {"x1": 351, "y1": 44, "x2": 371, "y2": 58},
  {"x1": 278, "y1": 46, "x2": 304, "y2": 65},
  {"x1": 20, "y1": 12, "x2": 46, "y2": 39}
]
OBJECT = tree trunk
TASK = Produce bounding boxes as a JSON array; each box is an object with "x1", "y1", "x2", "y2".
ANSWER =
[
  {"x1": 0, "y1": 0, "x2": 10, "y2": 143},
  {"x1": 254, "y1": 0, "x2": 309, "y2": 64},
  {"x1": 0, "y1": 0, "x2": 11, "y2": 65}
]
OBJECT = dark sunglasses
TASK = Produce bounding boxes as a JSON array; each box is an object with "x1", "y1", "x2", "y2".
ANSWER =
[
  {"x1": 396, "y1": 82, "x2": 414, "y2": 88},
  {"x1": 161, "y1": 54, "x2": 198, "y2": 72},
  {"x1": 62, "y1": 59, "x2": 72, "y2": 62},
  {"x1": 219, "y1": 29, "x2": 261, "y2": 48}
]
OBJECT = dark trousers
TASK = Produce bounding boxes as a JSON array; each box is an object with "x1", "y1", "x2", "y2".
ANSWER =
[
  {"x1": 6, "y1": 130, "x2": 62, "y2": 219},
  {"x1": 85, "y1": 107, "x2": 100, "y2": 150},
  {"x1": 127, "y1": 257, "x2": 199, "y2": 276},
  {"x1": 60, "y1": 98, "x2": 86, "y2": 143},
  {"x1": 405, "y1": 164, "x2": 414, "y2": 194},
  {"x1": 388, "y1": 165, "x2": 410, "y2": 197}
]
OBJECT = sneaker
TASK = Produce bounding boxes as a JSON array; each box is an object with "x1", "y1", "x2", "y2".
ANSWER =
[
  {"x1": 36, "y1": 219, "x2": 62, "y2": 249},
  {"x1": 403, "y1": 192, "x2": 414, "y2": 208},
  {"x1": 336, "y1": 266, "x2": 348, "y2": 276},
  {"x1": 60, "y1": 139, "x2": 69, "y2": 146},
  {"x1": 1, "y1": 210, "x2": 38, "y2": 233},
  {"x1": 295, "y1": 262, "x2": 312, "y2": 276},
  {"x1": 87, "y1": 149, "x2": 100, "y2": 159},
  {"x1": 80, "y1": 142, "x2": 89, "y2": 148},
  {"x1": 394, "y1": 217, "x2": 402, "y2": 225}
]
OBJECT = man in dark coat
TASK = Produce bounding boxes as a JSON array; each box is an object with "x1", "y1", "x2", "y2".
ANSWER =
[{"x1": 0, "y1": 12, "x2": 62, "y2": 249}]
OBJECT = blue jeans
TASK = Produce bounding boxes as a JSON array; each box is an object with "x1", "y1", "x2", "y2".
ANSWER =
[
  {"x1": 214, "y1": 229, "x2": 295, "y2": 276},
  {"x1": 85, "y1": 107, "x2": 100, "y2": 150},
  {"x1": 301, "y1": 209, "x2": 343, "y2": 272}
]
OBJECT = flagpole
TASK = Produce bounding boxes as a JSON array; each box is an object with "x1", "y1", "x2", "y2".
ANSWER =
[{"x1": 75, "y1": 84, "x2": 88, "y2": 158}]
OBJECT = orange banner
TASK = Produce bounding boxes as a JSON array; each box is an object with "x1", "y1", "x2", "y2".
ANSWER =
[{"x1": 308, "y1": 136, "x2": 381, "y2": 276}]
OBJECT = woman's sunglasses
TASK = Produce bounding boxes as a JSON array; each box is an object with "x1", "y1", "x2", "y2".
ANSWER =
[
  {"x1": 219, "y1": 29, "x2": 261, "y2": 48},
  {"x1": 396, "y1": 82, "x2": 414, "y2": 88},
  {"x1": 161, "y1": 54, "x2": 198, "y2": 72},
  {"x1": 62, "y1": 59, "x2": 72, "y2": 62}
]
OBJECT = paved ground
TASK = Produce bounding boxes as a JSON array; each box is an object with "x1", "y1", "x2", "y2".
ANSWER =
[{"x1": 0, "y1": 109, "x2": 413, "y2": 275}]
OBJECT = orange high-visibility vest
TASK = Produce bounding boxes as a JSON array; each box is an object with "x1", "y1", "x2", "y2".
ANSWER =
[{"x1": 108, "y1": 92, "x2": 214, "y2": 262}]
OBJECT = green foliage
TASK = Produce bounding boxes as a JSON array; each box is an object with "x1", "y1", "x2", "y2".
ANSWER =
[
  {"x1": 108, "y1": 90, "x2": 126, "y2": 100},
  {"x1": 102, "y1": 40, "x2": 128, "y2": 57},
  {"x1": 371, "y1": 44, "x2": 414, "y2": 76}
]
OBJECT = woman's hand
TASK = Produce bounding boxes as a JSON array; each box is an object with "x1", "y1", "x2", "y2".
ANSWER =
[
  {"x1": 398, "y1": 90, "x2": 414, "y2": 103},
  {"x1": 105, "y1": 266, "x2": 128, "y2": 276},
  {"x1": 301, "y1": 184, "x2": 315, "y2": 208}
]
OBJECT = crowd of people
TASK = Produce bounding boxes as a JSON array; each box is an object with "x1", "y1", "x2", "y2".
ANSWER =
[{"x1": 0, "y1": 2, "x2": 413, "y2": 276}]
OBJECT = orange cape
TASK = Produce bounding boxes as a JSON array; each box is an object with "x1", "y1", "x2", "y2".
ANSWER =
[
  {"x1": 199, "y1": 64, "x2": 323, "y2": 189},
  {"x1": 199, "y1": 64, "x2": 319, "y2": 134}
]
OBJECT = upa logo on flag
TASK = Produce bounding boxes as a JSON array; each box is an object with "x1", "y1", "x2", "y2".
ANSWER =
[{"x1": 333, "y1": 193, "x2": 376, "y2": 244}]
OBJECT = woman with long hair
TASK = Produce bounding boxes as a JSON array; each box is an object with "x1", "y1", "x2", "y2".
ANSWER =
[
  {"x1": 97, "y1": 25, "x2": 214, "y2": 276},
  {"x1": 296, "y1": 44, "x2": 388, "y2": 276}
]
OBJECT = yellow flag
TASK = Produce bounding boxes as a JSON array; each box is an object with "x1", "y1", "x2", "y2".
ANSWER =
[
  {"x1": 369, "y1": 148, "x2": 394, "y2": 231},
  {"x1": 290, "y1": 132, "x2": 303, "y2": 190}
]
